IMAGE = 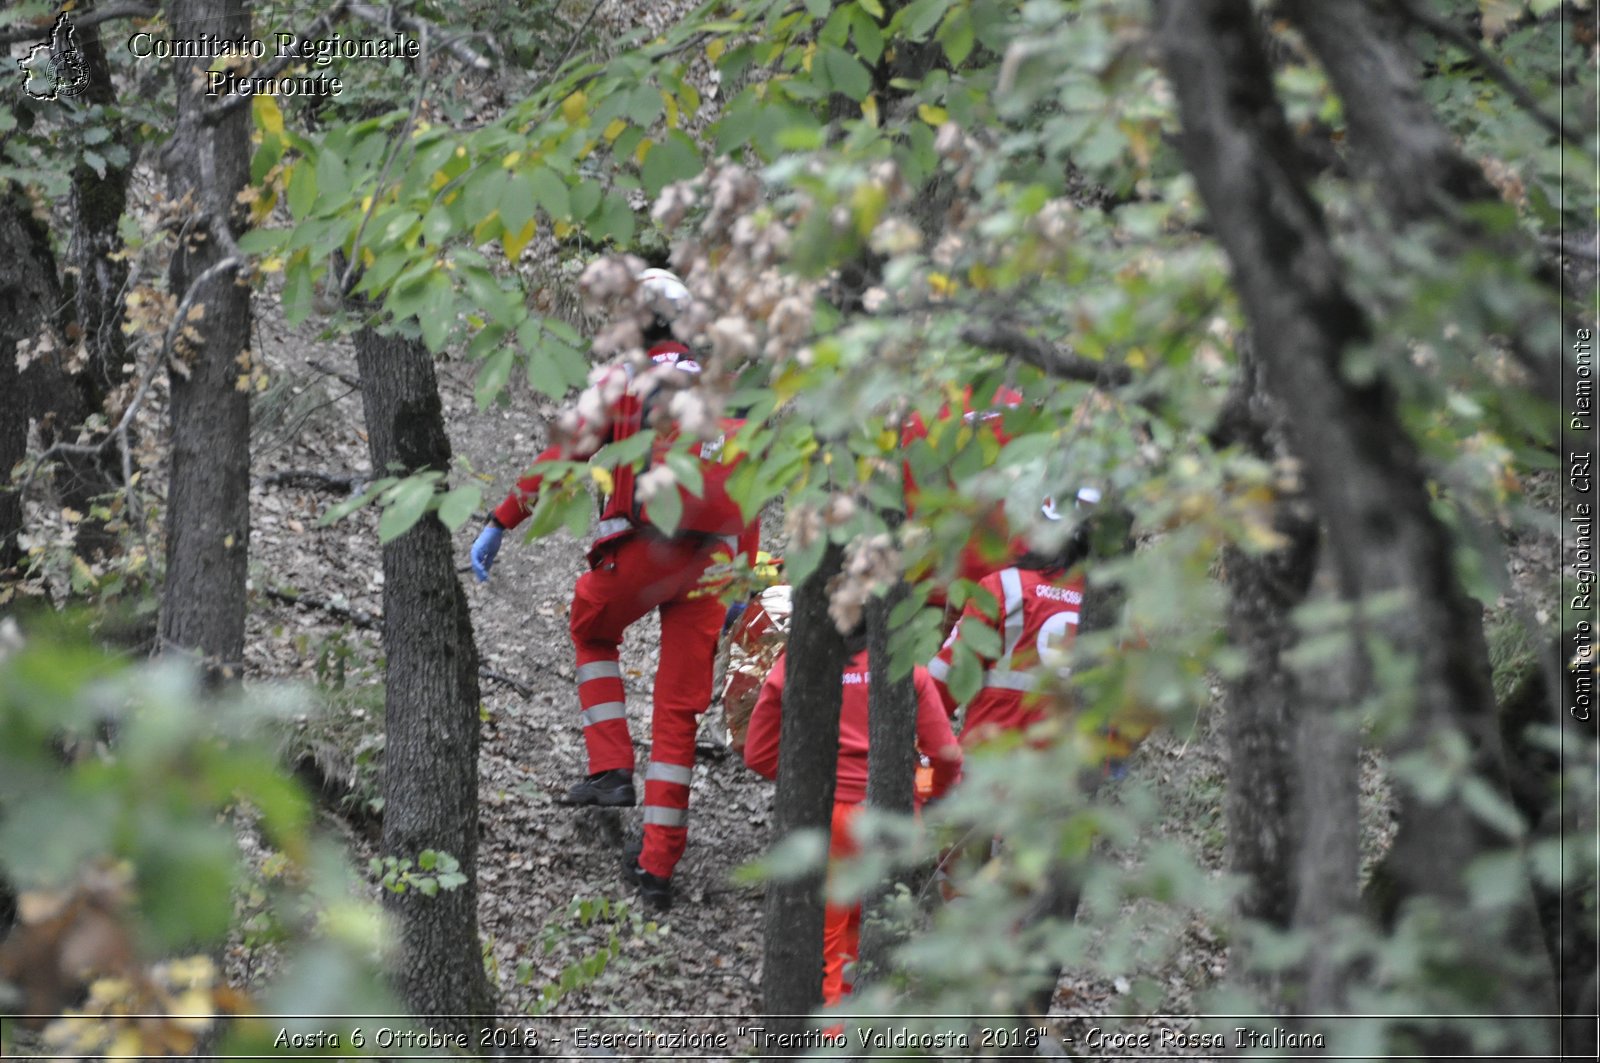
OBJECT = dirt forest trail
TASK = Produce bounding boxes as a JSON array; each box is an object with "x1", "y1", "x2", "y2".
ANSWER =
[
  {"x1": 239, "y1": 307, "x2": 1242, "y2": 1041},
  {"x1": 244, "y1": 309, "x2": 785, "y2": 1023}
]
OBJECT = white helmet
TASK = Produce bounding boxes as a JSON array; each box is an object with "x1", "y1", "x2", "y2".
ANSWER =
[
  {"x1": 638, "y1": 267, "x2": 690, "y2": 320},
  {"x1": 1041, "y1": 486, "x2": 1101, "y2": 521}
]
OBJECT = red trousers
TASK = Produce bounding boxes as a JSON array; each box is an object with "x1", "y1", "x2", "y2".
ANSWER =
[
  {"x1": 823, "y1": 800, "x2": 863, "y2": 1006},
  {"x1": 569, "y1": 532, "x2": 728, "y2": 879}
]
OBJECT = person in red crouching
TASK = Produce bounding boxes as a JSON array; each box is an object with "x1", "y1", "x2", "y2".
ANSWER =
[
  {"x1": 468, "y1": 268, "x2": 758, "y2": 911},
  {"x1": 743, "y1": 633, "x2": 963, "y2": 1006}
]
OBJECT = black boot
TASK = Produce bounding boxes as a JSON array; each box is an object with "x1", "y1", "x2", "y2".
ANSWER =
[
  {"x1": 558, "y1": 768, "x2": 636, "y2": 807},
  {"x1": 622, "y1": 846, "x2": 673, "y2": 911}
]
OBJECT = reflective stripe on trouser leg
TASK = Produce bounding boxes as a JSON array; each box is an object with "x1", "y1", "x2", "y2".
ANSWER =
[
  {"x1": 638, "y1": 586, "x2": 725, "y2": 879},
  {"x1": 570, "y1": 564, "x2": 644, "y2": 774}
]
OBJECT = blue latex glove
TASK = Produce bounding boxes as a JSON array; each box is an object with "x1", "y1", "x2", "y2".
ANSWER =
[{"x1": 471, "y1": 524, "x2": 504, "y2": 582}]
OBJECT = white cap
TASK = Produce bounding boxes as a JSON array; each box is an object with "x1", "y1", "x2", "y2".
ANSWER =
[
  {"x1": 638, "y1": 267, "x2": 690, "y2": 319},
  {"x1": 1042, "y1": 486, "x2": 1100, "y2": 521}
]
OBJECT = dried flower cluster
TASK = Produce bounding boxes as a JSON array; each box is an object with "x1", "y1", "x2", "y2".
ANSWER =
[{"x1": 827, "y1": 531, "x2": 900, "y2": 634}]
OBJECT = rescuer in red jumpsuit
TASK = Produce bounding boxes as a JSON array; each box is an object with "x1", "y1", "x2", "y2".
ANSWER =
[
  {"x1": 469, "y1": 269, "x2": 757, "y2": 910},
  {"x1": 928, "y1": 488, "x2": 1149, "y2": 765},
  {"x1": 743, "y1": 639, "x2": 963, "y2": 1005}
]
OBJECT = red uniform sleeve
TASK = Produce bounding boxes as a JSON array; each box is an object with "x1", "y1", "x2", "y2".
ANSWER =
[
  {"x1": 491, "y1": 443, "x2": 567, "y2": 529},
  {"x1": 742, "y1": 654, "x2": 787, "y2": 780},
  {"x1": 913, "y1": 666, "x2": 963, "y2": 798}
]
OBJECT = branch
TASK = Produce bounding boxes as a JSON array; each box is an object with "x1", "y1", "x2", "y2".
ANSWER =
[
  {"x1": 346, "y1": 2, "x2": 490, "y2": 71},
  {"x1": 959, "y1": 321, "x2": 1135, "y2": 388},
  {"x1": 308, "y1": 358, "x2": 362, "y2": 390},
  {"x1": 479, "y1": 667, "x2": 534, "y2": 699},
  {"x1": 260, "y1": 469, "x2": 367, "y2": 493},
  {"x1": 1389, "y1": 0, "x2": 1578, "y2": 145},
  {"x1": 0, "y1": 2, "x2": 156, "y2": 46},
  {"x1": 265, "y1": 587, "x2": 379, "y2": 629}
]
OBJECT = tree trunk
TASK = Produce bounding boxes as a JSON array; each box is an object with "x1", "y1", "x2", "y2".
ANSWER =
[
  {"x1": 1291, "y1": 556, "x2": 1362, "y2": 1018},
  {"x1": 1154, "y1": 0, "x2": 1556, "y2": 1047},
  {"x1": 761, "y1": 538, "x2": 847, "y2": 1044},
  {"x1": 856, "y1": 578, "x2": 917, "y2": 990},
  {"x1": 354, "y1": 326, "x2": 494, "y2": 1037},
  {"x1": 158, "y1": 0, "x2": 252, "y2": 677},
  {"x1": 0, "y1": 192, "x2": 60, "y2": 576},
  {"x1": 54, "y1": 0, "x2": 133, "y2": 563},
  {"x1": 1211, "y1": 350, "x2": 1322, "y2": 947}
]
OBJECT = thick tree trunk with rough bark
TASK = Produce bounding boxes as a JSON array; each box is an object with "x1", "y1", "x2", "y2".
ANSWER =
[
  {"x1": 760, "y1": 539, "x2": 847, "y2": 1044},
  {"x1": 158, "y1": 0, "x2": 252, "y2": 676},
  {"x1": 354, "y1": 326, "x2": 494, "y2": 1036},
  {"x1": 0, "y1": 193, "x2": 60, "y2": 576},
  {"x1": 1154, "y1": 0, "x2": 1555, "y2": 1047},
  {"x1": 855, "y1": 578, "x2": 917, "y2": 989},
  {"x1": 1211, "y1": 352, "x2": 1321, "y2": 941}
]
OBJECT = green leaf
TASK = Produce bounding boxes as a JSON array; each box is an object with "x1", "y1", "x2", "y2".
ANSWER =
[
  {"x1": 498, "y1": 171, "x2": 536, "y2": 235},
  {"x1": 593, "y1": 193, "x2": 636, "y2": 244},
  {"x1": 436, "y1": 485, "x2": 482, "y2": 531},
  {"x1": 530, "y1": 166, "x2": 571, "y2": 220},
  {"x1": 321, "y1": 477, "x2": 395, "y2": 526},
  {"x1": 476, "y1": 348, "x2": 514, "y2": 409},
  {"x1": 569, "y1": 179, "x2": 602, "y2": 220},
  {"x1": 419, "y1": 272, "x2": 454, "y2": 353},
  {"x1": 858, "y1": 0, "x2": 886, "y2": 18},
  {"x1": 937, "y1": 6, "x2": 975, "y2": 66},
  {"x1": 645, "y1": 483, "x2": 683, "y2": 536},
  {"x1": 379, "y1": 477, "x2": 436, "y2": 544},
  {"x1": 288, "y1": 161, "x2": 317, "y2": 218},
  {"x1": 821, "y1": 46, "x2": 872, "y2": 102},
  {"x1": 417, "y1": 849, "x2": 438, "y2": 871},
  {"x1": 640, "y1": 132, "x2": 703, "y2": 197},
  {"x1": 897, "y1": 0, "x2": 953, "y2": 39}
]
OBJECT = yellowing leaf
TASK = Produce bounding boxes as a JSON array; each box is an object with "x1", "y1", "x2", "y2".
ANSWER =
[
  {"x1": 634, "y1": 138, "x2": 652, "y2": 164},
  {"x1": 967, "y1": 262, "x2": 993, "y2": 289},
  {"x1": 604, "y1": 118, "x2": 628, "y2": 142},
  {"x1": 802, "y1": 41, "x2": 816, "y2": 72},
  {"x1": 502, "y1": 151, "x2": 522, "y2": 169},
  {"x1": 561, "y1": 90, "x2": 589, "y2": 125},
  {"x1": 664, "y1": 90, "x2": 680, "y2": 129},
  {"x1": 706, "y1": 38, "x2": 726, "y2": 63},
  {"x1": 361, "y1": 247, "x2": 375, "y2": 267},
  {"x1": 917, "y1": 104, "x2": 948, "y2": 126},
  {"x1": 861, "y1": 93, "x2": 879, "y2": 127},
  {"x1": 590, "y1": 466, "x2": 614, "y2": 494},
  {"x1": 927, "y1": 271, "x2": 956, "y2": 298},
  {"x1": 503, "y1": 218, "x2": 537, "y2": 263},
  {"x1": 473, "y1": 211, "x2": 501, "y2": 243},
  {"x1": 253, "y1": 94, "x2": 284, "y2": 138},
  {"x1": 1126, "y1": 347, "x2": 1148, "y2": 370},
  {"x1": 554, "y1": 220, "x2": 575, "y2": 239},
  {"x1": 260, "y1": 255, "x2": 283, "y2": 273},
  {"x1": 431, "y1": 169, "x2": 451, "y2": 190}
]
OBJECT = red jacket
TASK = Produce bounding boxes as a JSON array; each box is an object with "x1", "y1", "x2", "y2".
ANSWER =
[
  {"x1": 901, "y1": 386, "x2": 1030, "y2": 588},
  {"x1": 929, "y1": 565, "x2": 1085, "y2": 746},
  {"x1": 492, "y1": 342, "x2": 755, "y2": 554},
  {"x1": 744, "y1": 649, "x2": 962, "y2": 806}
]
